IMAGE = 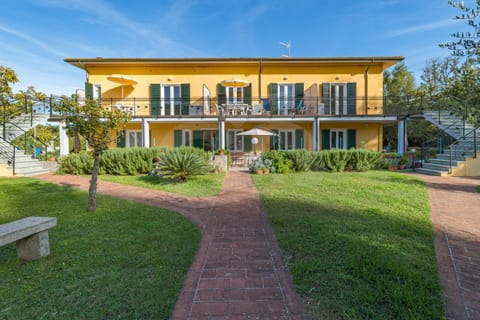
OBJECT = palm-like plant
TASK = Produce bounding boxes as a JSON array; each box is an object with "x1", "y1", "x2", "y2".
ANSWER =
[{"x1": 157, "y1": 147, "x2": 211, "y2": 182}]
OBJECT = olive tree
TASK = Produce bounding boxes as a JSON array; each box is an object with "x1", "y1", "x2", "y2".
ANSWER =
[{"x1": 55, "y1": 97, "x2": 130, "y2": 211}]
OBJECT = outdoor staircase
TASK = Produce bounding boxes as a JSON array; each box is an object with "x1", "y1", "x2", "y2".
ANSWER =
[
  {"x1": 0, "y1": 111, "x2": 53, "y2": 176},
  {"x1": 416, "y1": 111, "x2": 480, "y2": 176}
]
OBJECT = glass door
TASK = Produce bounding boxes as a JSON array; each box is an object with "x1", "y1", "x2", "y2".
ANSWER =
[
  {"x1": 227, "y1": 130, "x2": 244, "y2": 152},
  {"x1": 278, "y1": 84, "x2": 295, "y2": 115},
  {"x1": 330, "y1": 129, "x2": 346, "y2": 149},
  {"x1": 330, "y1": 84, "x2": 347, "y2": 115},
  {"x1": 163, "y1": 85, "x2": 181, "y2": 115},
  {"x1": 279, "y1": 130, "x2": 294, "y2": 150}
]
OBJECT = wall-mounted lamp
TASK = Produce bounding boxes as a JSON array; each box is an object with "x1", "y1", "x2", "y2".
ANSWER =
[
  {"x1": 167, "y1": 77, "x2": 173, "y2": 81},
  {"x1": 335, "y1": 77, "x2": 340, "y2": 80},
  {"x1": 283, "y1": 76, "x2": 288, "y2": 80}
]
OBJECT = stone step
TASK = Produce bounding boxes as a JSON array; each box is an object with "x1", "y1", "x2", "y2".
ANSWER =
[
  {"x1": 415, "y1": 167, "x2": 448, "y2": 176},
  {"x1": 428, "y1": 158, "x2": 464, "y2": 167},
  {"x1": 422, "y1": 162, "x2": 452, "y2": 172}
]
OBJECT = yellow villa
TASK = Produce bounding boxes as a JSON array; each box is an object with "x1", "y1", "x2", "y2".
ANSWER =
[{"x1": 64, "y1": 57, "x2": 403, "y2": 155}]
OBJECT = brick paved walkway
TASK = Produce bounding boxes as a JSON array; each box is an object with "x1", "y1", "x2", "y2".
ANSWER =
[
  {"x1": 36, "y1": 172, "x2": 309, "y2": 319},
  {"x1": 412, "y1": 174, "x2": 480, "y2": 320}
]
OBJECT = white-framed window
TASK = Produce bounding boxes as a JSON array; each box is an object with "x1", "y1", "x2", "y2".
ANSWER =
[
  {"x1": 330, "y1": 129, "x2": 347, "y2": 149},
  {"x1": 182, "y1": 130, "x2": 192, "y2": 147},
  {"x1": 162, "y1": 85, "x2": 181, "y2": 115},
  {"x1": 227, "y1": 130, "x2": 244, "y2": 152},
  {"x1": 226, "y1": 87, "x2": 244, "y2": 104},
  {"x1": 278, "y1": 84, "x2": 295, "y2": 115},
  {"x1": 279, "y1": 129, "x2": 295, "y2": 150},
  {"x1": 126, "y1": 130, "x2": 143, "y2": 148}
]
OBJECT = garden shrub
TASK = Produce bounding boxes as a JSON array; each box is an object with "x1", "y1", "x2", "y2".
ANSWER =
[
  {"x1": 379, "y1": 152, "x2": 400, "y2": 169},
  {"x1": 156, "y1": 147, "x2": 212, "y2": 182},
  {"x1": 321, "y1": 149, "x2": 351, "y2": 172},
  {"x1": 289, "y1": 149, "x2": 315, "y2": 172},
  {"x1": 262, "y1": 150, "x2": 293, "y2": 173},
  {"x1": 58, "y1": 151, "x2": 93, "y2": 175},
  {"x1": 348, "y1": 149, "x2": 382, "y2": 171}
]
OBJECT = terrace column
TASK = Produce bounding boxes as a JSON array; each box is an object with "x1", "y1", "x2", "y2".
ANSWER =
[
  {"x1": 397, "y1": 119, "x2": 407, "y2": 155},
  {"x1": 218, "y1": 118, "x2": 225, "y2": 150},
  {"x1": 59, "y1": 121, "x2": 69, "y2": 156},
  {"x1": 142, "y1": 118, "x2": 150, "y2": 148},
  {"x1": 313, "y1": 118, "x2": 319, "y2": 152}
]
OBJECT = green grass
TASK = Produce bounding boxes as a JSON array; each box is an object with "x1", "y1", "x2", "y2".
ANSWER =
[
  {"x1": 253, "y1": 171, "x2": 443, "y2": 319},
  {"x1": 476, "y1": 185, "x2": 480, "y2": 193},
  {"x1": 98, "y1": 173, "x2": 225, "y2": 197},
  {"x1": 0, "y1": 177, "x2": 201, "y2": 320}
]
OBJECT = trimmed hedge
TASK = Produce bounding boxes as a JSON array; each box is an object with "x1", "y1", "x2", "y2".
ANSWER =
[
  {"x1": 58, "y1": 147, "x2": 211, "y2": 175},
  {"x1": 262, "y1": 149, "x2": 383, "y2": 173}
]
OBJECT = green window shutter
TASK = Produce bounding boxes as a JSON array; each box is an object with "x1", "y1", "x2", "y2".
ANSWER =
[
  {"x1": 295, "y1": 129, "x2": 304, "y2": 149},
  {"x1": 347, "y1": 129, "x2": 356, "y2": 149},
  {"x1": 322, "y1": 129, "x2": 330, "y2": 150},
  {"x1": 193, "y1": 130, "x2": 203, "y2": 148},
  {"x1": 85, "y1": 82, "x2": 93, "y2": 100},
  {"x1": 269, "y1": 83, "x2": 278, "y2": 114},
  {"x1": 150, "y1": 84, "x2": 161, "y2": 116},
  {"x1": 295, "y1": 83, "x2": 304, "y2": 106},
  {"x1": 244, "y1": 84, "x2": 252, "y2": 105},
  {"x1": 117, "y1": 130, "x2": 126, "y2": 148},
  {"x1": 270, "y1": 129, "x2": 279, "y2": 150},
  {"x1": 322, "y1": 83, "x2": 330, "y2": 115},
  {"x1": 174, "y1": 130, "x2": 182, "y2": 147},
  {"x1": 347, "y1": 83, "x2": 356, "y2": 115},
  {"x1": 217, "y1": 84, "x2": 226, "y2": 105},
  {"x1": 244, "y1": 135, "x2": 252, "y2": 152},
  {"x1": 181, "y1": 84, "x2": 190, "y2": 115}
]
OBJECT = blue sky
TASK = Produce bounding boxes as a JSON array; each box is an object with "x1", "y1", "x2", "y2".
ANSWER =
[{"x1": 0, "y1": 0, "x2": 472, "y2": 95}]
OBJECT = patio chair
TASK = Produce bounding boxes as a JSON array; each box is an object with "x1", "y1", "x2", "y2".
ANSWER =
[
  {"x1": 262, "y1": 99, "x2": 271, "y2": 115},
  {"x1": 291, "y1": 99, "x2": 305, "y2": 115}
]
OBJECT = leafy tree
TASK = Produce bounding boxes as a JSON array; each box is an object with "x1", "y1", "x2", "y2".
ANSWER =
[
  {"x1": 55, "y1": 97, "x2": 130, "y2": 211},
  {"x1": 439, "y1": 0, "x2": 480, "y2": 60},
  {"x1": 0, "y1": 66, "x2": 19, "y2": 132}
]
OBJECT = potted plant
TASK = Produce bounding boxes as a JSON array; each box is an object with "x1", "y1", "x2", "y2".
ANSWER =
[
  {"x1": 387, "y1": 158, "x2": 399, "y2": 170},
  {"x1": 397, "y1": 156, "x2": 408, "y2": 169}
]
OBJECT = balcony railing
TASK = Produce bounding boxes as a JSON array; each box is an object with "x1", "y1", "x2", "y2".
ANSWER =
[{"x1": 0, "y1": 93, "x2": 469, "y2": 122}]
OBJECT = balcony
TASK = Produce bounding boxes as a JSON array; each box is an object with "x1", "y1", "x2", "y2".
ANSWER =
[{"x1": 87, "y1": 96, "x2": 395, "y2": 118}]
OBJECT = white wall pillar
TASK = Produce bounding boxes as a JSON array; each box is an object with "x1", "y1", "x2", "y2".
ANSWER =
[
  {"x1": 397, "y1": 119, "x2": 407, "y2": 155},
  {"x1": 59, "y1": 122, "x2": 69, "y2": 156},
  {"x1": 219, "y1": 118, "x2": 225, "y2": 149},
  {"x1": 142, "y1": 118, "x2": 150, "y2": 148},
  {"x1": 313, "y1": 118, "x2": 319, "y2": 152}
]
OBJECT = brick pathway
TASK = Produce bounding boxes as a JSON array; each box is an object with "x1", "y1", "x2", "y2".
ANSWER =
[
  {"x1": 36, "y1": 172, "x2": 309, "y2": 319},
  {"x1": 412, "y1": 174, "x2": 480, "y2": 320}
]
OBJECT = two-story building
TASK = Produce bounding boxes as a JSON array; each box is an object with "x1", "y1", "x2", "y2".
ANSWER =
[{"x1": 63, "y1": 57, "x2": 403, "y2": 155}]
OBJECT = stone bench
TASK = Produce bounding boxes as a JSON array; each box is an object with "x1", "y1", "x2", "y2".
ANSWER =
[{"x1": 0, "y1": 217, "x2": 57, "y2": 261}]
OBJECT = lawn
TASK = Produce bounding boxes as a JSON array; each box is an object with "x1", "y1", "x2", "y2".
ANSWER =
[
  {"x1": 0, "y1": 177, "x2": 201, "y2": 320},
  {"x1": 98, "y1": 172, "x2": 225, "y2": 197},
  {"x1": 253, "y1": 171, "x2": 443, "y2": 319}
]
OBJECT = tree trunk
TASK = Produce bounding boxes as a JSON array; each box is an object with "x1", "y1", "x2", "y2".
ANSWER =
[
  {"x1": 74, "y1": 134, "x2": 81, "y2": 152},
  {"x1": 88, "y1": 151, "x2": 100, "y2": 211}
]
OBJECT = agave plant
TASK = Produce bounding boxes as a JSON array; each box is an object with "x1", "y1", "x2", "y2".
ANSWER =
[{"x1": 157, "y1": 147, "x2": 212, "y2": 182}]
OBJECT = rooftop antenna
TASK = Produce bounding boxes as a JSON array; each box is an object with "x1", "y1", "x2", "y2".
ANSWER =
[{"x1": 280, "y1": 40, "x2": 291, "y2": 57}]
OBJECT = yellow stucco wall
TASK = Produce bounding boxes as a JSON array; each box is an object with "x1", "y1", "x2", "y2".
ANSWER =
[
  {"x1": 320, "y1": 122, "x2": 383, "y2": 151},
  {"x1": 451, "y1": 153, "x2": 480, "y2": 176},
  {"x1": 86, "y1": 62, "x2": 386, "y2": 116}
]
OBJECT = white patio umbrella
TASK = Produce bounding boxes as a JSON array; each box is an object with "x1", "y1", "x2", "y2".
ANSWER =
[
  {"x1": 107, "y1": 74, "x2": 138, "y2": 98},
  {"x1": 236, "y1": 128, "x2": 277, "y2": 136},
  {"x1": 237, "y1": 128, "x2": 277, "y2": 154}
]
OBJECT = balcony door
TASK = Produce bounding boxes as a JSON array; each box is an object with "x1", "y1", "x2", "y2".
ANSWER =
[
  {"x1": 278, "y1": 84, "x2": 295, "y2": 115},
  {"x1": 330, "y1": 84, "x2": 347, "y2": 115},
  {"x1": 162, "y1": 85, "x2": 181, "y2": 116}
]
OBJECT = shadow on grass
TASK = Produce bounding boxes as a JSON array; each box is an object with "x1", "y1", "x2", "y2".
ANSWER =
[{"x1": 136, "y1": 174, "x2": 181, "y2": 186}]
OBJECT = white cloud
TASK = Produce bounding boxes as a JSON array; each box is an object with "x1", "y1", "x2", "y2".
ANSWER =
[
  {"x1": 389, "y1": 19, "x2": 460, "y2": 37},
  {"x1": 0, "y1": 23, "x2": 67, "y2": 57}
]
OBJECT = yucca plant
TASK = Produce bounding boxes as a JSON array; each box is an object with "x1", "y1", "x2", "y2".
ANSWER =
[
  {"x1": 157, "y1": 148, "x2": 212, "y2": 182},
  {"x1": 289, "y1": 149, "x2": 315, "y2": 172}
]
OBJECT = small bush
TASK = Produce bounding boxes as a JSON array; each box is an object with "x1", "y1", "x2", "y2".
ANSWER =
[
  {"x1": 348, "y1": 149, "x2": 382, "y2": 171},
  {"x1": 156, "y1": 147, "x2": 212, "y2": 182},
  {"x1": 263, "y1": 150, "x2": 294, "y2": 173},
  {"x1": 321, "y1": 149, "x2": 351, "y2": 172},
  {"x1": 58, "y1": 151, "x2": 93, "y2": 175},
  {"x1": 289, "y1": 149, "x2": 315, "y2": 172}
]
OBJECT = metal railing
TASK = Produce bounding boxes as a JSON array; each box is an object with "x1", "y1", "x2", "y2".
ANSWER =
[
  {"x1": 0, "y1": 136, "x2": 16, "y2": 175},
  {"x1": 448, "y1": 127, "x2": 479, "y2": 173}
]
